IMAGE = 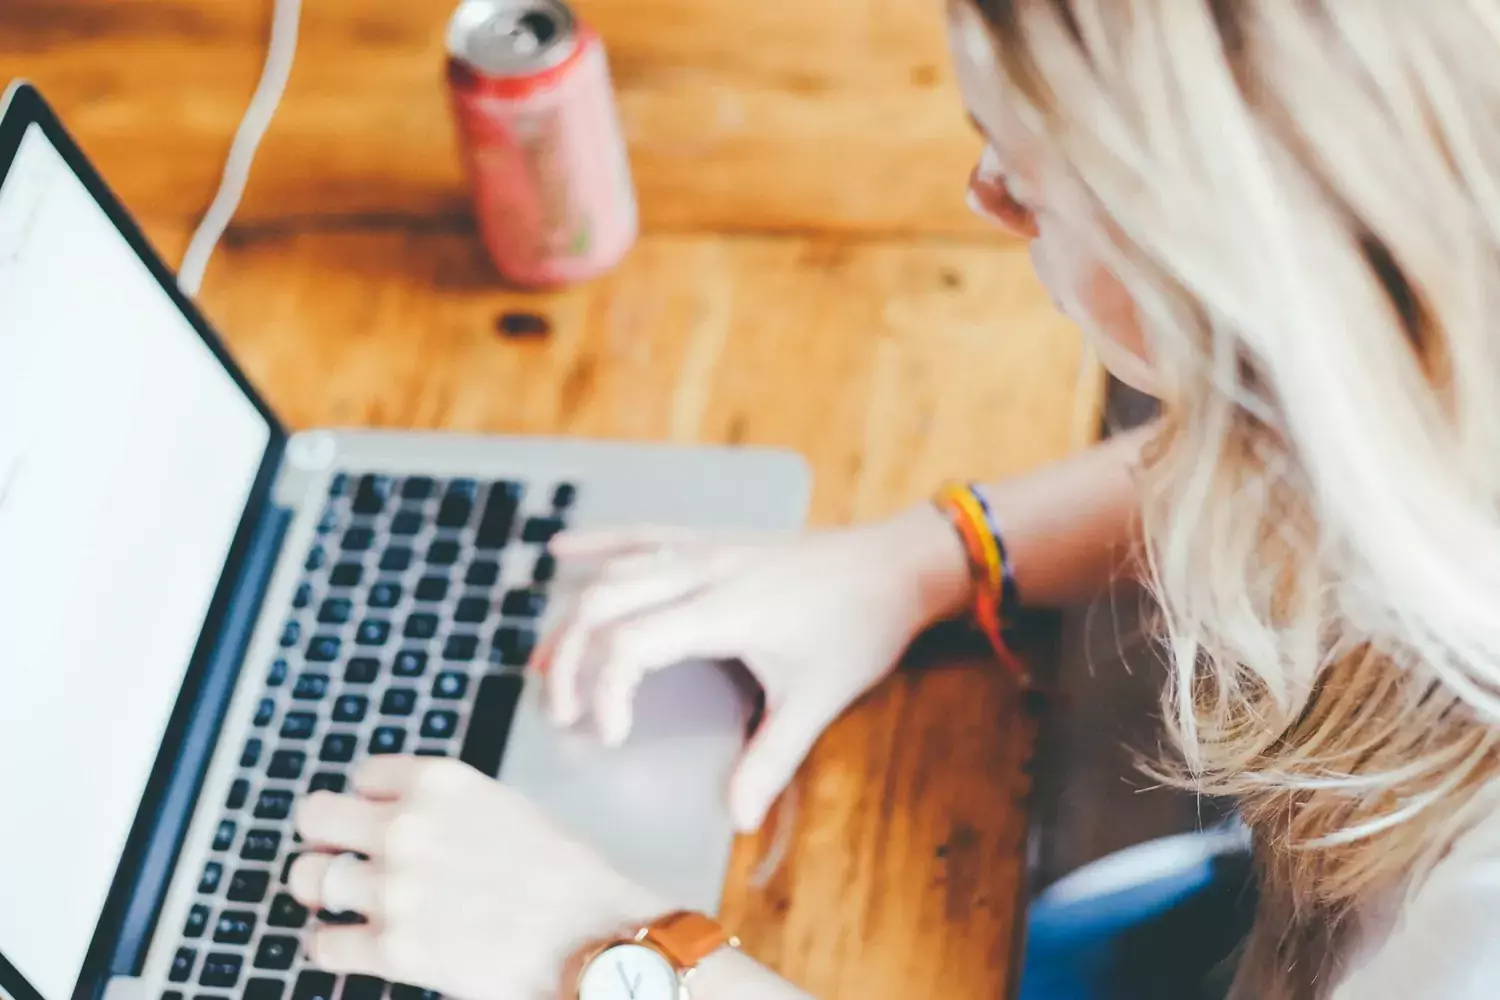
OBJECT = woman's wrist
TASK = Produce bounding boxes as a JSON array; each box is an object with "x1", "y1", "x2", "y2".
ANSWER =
[
  {"x1": 689, "y1": 946, "x2": 815, "y2": 1000},
  {"x1": 886, "y1": 503, "x2": 976, "y2": 625}
]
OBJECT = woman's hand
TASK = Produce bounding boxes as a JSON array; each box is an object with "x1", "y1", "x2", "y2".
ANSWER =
[
  {"x1": 536, "y1": 507, "x2": 972, "y2": 833},
  {"x1": 288, "y1": 756, "x2": 663, "y2": 1000}
]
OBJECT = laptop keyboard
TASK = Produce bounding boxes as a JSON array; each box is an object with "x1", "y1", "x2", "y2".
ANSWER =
[{"x1": 161, "y1": 471, "x2": 576, "y2": 1000}]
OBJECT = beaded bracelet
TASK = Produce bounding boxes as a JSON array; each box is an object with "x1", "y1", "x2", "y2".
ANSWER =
[{"x1": 932, "y1": 481, "x2": 1026, "y2": 679}]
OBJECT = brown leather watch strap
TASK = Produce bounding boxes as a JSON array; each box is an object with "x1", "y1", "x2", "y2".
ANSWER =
[{"x1": 642, "y1": 911, "x2": 737, "y2": 969}]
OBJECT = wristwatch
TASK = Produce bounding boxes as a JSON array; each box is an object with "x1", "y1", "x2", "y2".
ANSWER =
[{"x1": 573, "y1": 910, "x2": 739, "y2": 1000}]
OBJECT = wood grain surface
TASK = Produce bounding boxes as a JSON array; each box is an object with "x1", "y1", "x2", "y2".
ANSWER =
[{"x1": 1, "y1": 0, "x2": 1101, "y2": 996}]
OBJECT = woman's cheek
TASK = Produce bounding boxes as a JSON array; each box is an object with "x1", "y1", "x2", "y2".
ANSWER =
[{"x1": 1029, "y1": 228, "x2": 1159, "y2": 396}]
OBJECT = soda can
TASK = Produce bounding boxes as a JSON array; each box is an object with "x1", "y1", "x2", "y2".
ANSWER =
[{"x1": 446, "y1": 0, "x2": 638, "y2": 287}]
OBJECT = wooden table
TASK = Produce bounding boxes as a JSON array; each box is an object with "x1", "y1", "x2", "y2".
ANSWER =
[{"x1": 2, "y1": 1, "x2": 1100, "y2": 996}]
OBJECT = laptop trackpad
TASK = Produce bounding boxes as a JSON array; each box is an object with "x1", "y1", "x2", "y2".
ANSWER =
[{"x1": 496, "y1": 661, "x2": 751, "y2": 914}]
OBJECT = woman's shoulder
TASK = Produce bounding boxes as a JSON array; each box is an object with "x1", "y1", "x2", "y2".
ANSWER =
[{"x1": 1330, "y1": 801, "x2": 1500, "y2": 999}]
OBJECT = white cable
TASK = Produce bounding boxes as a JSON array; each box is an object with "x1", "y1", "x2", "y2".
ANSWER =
[{"x1": 177, "y1": 0, "x2": 303, "y2": 298}]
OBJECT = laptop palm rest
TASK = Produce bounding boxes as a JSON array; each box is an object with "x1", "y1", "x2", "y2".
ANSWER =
[{"x1": 498, "y1": 659, "x2": 752, "y2": 914}]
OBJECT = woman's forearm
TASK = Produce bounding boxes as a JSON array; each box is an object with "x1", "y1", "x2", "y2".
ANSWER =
[{"x1": 899, "y1": 424, "x2": 1152, "y2": 621}]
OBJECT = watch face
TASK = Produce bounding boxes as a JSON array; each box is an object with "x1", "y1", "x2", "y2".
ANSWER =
[{"x1": 578, "y1": 943, "x2": 680, "y2": 1000}]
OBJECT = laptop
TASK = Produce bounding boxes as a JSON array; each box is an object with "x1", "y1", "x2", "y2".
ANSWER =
[{"x1": 0, "y1": 81, "x2": 809, "y2": 1000}]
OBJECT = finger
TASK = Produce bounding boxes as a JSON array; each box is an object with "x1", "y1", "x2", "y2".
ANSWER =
[
  {"x1": 309, "y1": 924, "x2": 387, "y2": 977},
  {"x1": 349, "y1": 755, "x2": 429, "y2": 801},
  {"x1": 286, "y1": 852, "x2": 381, "y2": 916},
  {"x1": 591, "y1": 600, "x2": 733, "y2": 747},
  {"x1": 296, "y1": 791, "x2": 395, "y2": 855},
  {"x1": 729, "y1": 703, "x2": 829, "y2": 833},
  {"x1": 543, "y1": 570, "x2": 711, "y2": 727},
  {"x1": 549, "y1": 526, "x2": 696, "y2": 560}
]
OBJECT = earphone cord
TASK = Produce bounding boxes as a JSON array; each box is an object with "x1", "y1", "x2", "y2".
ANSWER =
[{"x1": 176, "y1": 0, "x2": 302, "y2": 299}]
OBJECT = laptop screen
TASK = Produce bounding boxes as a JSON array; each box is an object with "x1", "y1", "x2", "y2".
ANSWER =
[{"x1": 0, "y1": 121, "x2": 272, "y2": 1000}]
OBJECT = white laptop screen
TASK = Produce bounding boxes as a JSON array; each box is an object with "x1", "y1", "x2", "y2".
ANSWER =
[{"x1": 0, "y1": 122, "x2": 272, "y2": 1000}]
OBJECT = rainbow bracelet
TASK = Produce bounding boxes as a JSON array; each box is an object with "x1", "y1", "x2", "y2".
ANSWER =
[{"x1": 932, "y1": 481, "x2": 1025, "y2": 679}]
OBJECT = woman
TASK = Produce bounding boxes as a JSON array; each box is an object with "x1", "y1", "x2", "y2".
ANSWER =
[{"x1": 288, "y1": 1, "x2": 1500, "y2": 997}]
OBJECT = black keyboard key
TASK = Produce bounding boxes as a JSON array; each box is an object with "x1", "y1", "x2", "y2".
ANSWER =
[
  {"x1": 309, "y1": 772, "x2": 347, "y2": 794},
  {"x1": 369, "y1": 582, "x2": 402, "y2": 608},
  {"x1": 393, "y1": 650, "x2": 428, "y2": 676},
  {"x1": 318, "y1": 598, "x2": 354, "y2": 625},
  {"x1": 356, "y1": 619, "x2": 392, "y2": 646},
  {"x1": 183, "y1": 903, "x2": 210, "y2": 939},
  {"x1": 401, "y1": 476, "x2": 436, "y2": 500},
  {"x1": 426, "y1": 540, "x2": 461, "y2": 566},
  {"x1": 306, "y1": 636, "x2": 341, "y2": 662},
  {"x1": 255, "y1": 788, "x2": 295, "y2": 820},
  {"x1": 552, "y1": 482, "x2": 577, "y2": 509},
  {"x1": 253, "y1": 936, "x2": 298, "y2": 972},
  {"x1": 380, "y1": 547, "x2": 413, "y2": 572},
  {"x1": 459, "y1": 674, "x2": 524, "y2": 776},
  {"x1": 521, "y1": 516, "x2": 564, "y2": 545},
  {"x1": 200, "y1": 954, "x2": 242, "y2": 989},
  {"x1": 404, "y1": 613, "x2": 438, "y2": 639},
  {"x1": 305, "y1": 545, "x2": 327, "y2": 572},
  {"x1": 227, "y1": 868, "x2": 270, "y2": 903},
  {"x1": 414, "y1": 577, "x2": 449, "y2": 602},
  {"x1": 266, "y1": 658, "x2": 289, "y2": 687},
  {"x1": 345, "y1": 656, "x2": 380, "y2": 683},
  {"x1": 280, "y1": 712, "x2": 317, "y2": 739},
  {"x1": 420, "y1": 710, "x2": 458, "y2": 740},
  {"x1": 465, "y1": 560, "x2": 500, "y2": 587},
  {"x1": 293, "y1": 582, "x2": 313, "y2": 609},
  {"x1": 454, "y1": 597, "x2": 489, "y2": 624},
  {"x1": 213, "y1": 910, "x2": 256, "y2": 945},
  {"x1": 443, "y1": 634, "x2": 479, "y2": 662},
  {"x1": 252, "y1": 698, "x2": 276, "y2": 727},
  {"x1": 370, "y1": 727, "x2": 406, "y2": 755},
  {"x1": 317, "y1": 506, "x2": 340, "y2": 534},
  {"x1": 390, "y1": 510, "x2": 423, "y2": 536},
  {"x1": 169, "y1": 948, "x2": 196, "y2": 983},
  {"x1": 268, "y1": 892, "x2": 310, "y2": 928},
  {"x1": 342, "y1": 527, "x2": 376, "y2": 552},
  {"x1": 341, "y1": 975, "x2": 387, "y2": 1000},
  {"x1": 414, "y1": 747, "x2": 449, "y2": 757},
  {"x1": 381, "y1": 688, "x2": 417, "y2": 716},
  {"x1": 389, "y1": 987, "x2": 439, "y2": 1000},
  {"x1": 433, "y1": 671, "x2": 468, "y2": 699},
  {"x1": 164, "y1": 992, "x2": 183, "y2": 1000},
  {"x1": 475, "y1": 481, "x2": 523, "y2": 549},
  {"x1": 280, "y1": 853, "x2": 299, "y2": 885},
  {"x1": 293, "y1": 674, "x2": 330, "y2": 700},
  {"x1": 241, "y1": 829, "x2": 281, "y2": 862},
  {"x1": 211, "y1": 819, "x2": 236, "y2": 852},
  {"x1": 240, "y1": 738, "x2": 263, "y2": 769},
  {"x1": 533, "y1": 552, "x2": 557, "y2": 583},
  {"x1": 320, "y1": 733, "x2": 357, "y2": 763},
  {"x1": 436, "y1": 495, "x2": 473, "y2": 529},
  {"x1": 226, "y1": 778, "x2": 250, "y2": 811},
  {"x1": 292, "y1": 971, "x2": 337, "y2": 1000},
  {"x1": 495, "y1": 625, "x2": 536, "y2": 667},
  {"x1": 246, "y1": 979, "x2": 286, "y2": 1000},
  {"x1": 267, "y1": 750, "x2": 306, "y2": 780},
  {"x1": 328, "y1": 473, "x2": 349, "y2": 498},
  {"x1": 352, "y1": 475, "x2": 392, "y2": 516},
  {"x1": 330, "y1": 563, "x2": 363, "y2": 588},
  {"x1": 500, "y1": 588, "x2": 547, "y2": 619},
  {"x1": 447, "y1": 477, "x2": 478, "y2": 498},
  {"x1": 279, "y1": 621, "x2": 301, "y2": 648},
  {"x1": 333, "y1": 694, "x2": 368, "y2": 723}
]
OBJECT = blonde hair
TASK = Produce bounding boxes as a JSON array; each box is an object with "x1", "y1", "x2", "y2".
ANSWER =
[{"x1": 969, "y1": 1, "x2": 1500, "y2": 995}]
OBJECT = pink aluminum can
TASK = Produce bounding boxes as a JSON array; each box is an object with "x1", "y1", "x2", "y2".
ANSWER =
[{"x1": 446, "y1": 0, "x2": 638, "y2": 288}]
